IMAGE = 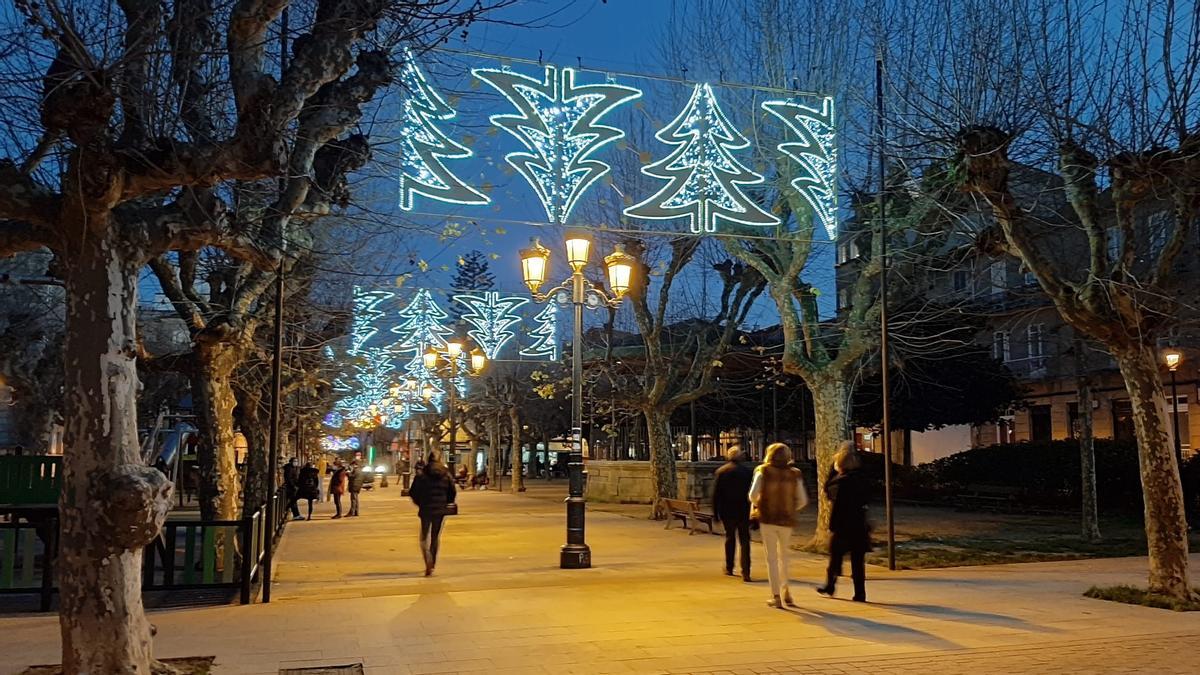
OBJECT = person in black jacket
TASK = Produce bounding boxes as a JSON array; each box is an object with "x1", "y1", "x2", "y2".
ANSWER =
[
  {"x1": 409, "y1": 453, "x2": 457, "y2": 576},
  {"x1": 817, "y1": 442, "x2": 872, "y2": 602},
  {"x1": 283, "y1": 458, "x2": 302, "y2": 520},
  {"x1": 712, "y1": 446, "x2": 754, "y2": 581},
  {"x1": 297, "y1": 461, "x2": 321, "y2": 520},
  {"x1": 347, "y1": 461, "x2": 365, "y2": 517}
]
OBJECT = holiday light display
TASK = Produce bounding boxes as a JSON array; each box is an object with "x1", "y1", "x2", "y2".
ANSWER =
[
  {"x1": 392, "y1": 289, "x2": 456, "y2": 410},
  {"x1": 473, "y1": 65, "x2": 641, "y2": 224},
  {"x1": 625, "y1": 83, "x2": 779, "y2": 233},
  {"x1": 349, "y1": 287, "x2": 394, "y2": 355},
  {"x1": 397, "y1": 52, "x2": 490, "y2": 211},
  {"x1": 321, "y1": 435, "x2": 361, "y2": 452},
  {"x1": 520, "y1": 302, "x2": 559, "y2": 360},
  {"x1": 453, "y1": 291, "x2": 530, "y2": 359},
  {"x1": 762, "y1": 96, "x2": 838, "y2": 239}
]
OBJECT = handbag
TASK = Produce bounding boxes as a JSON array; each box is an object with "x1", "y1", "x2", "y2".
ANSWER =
[{"x1": 443, "y1": 502, "x2": 459, "y2": 516}]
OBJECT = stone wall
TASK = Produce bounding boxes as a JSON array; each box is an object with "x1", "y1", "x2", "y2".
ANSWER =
[{"x1": 585, "y1": 460, "x2": 725, "y2": 505}]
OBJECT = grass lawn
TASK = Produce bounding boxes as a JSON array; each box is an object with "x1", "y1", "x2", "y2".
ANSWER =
[{"x1": 1085, "y1": 585, "x2": 1200, "y2": 611}]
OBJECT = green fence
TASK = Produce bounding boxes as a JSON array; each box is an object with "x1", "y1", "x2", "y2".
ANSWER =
[{"x1": 0, "y1": 456, "x2": 62, "y2": 506}]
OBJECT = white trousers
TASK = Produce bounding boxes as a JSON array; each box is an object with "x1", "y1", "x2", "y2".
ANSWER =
[{"x1": 760, "y1": 523, "x2": 792, "y2": 597}]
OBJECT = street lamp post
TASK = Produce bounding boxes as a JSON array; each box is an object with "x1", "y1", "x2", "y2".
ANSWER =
[
  {"x1": 1165, "y1": 348, "x2": 1184, "y2": 470},
  {"x1": 424, "y1": 341, "x2": 487, "y2": 470},
  {"x1": 521, "y1": 232, "x2": 634, "y2": 569}
]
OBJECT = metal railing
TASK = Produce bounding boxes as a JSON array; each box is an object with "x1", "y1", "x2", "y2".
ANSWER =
[{"x1": 0, "y1": 490, "x2": 288, "y2": 612}]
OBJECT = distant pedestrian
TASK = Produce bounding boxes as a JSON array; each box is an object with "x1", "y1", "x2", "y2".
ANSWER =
[
  {"x1": 283, "y1": 458, "x2": 302, "y2": 520},
  {"x1": 297, "y1": 461, "x2": 320, "y2": 520},
  {"x1": 749, "y1": 442, "x2": 809, "y2": 609},
  {"x1": 817, "y1": 442, "x2": 872, "y2": 603},
  {"x1": 330, "y1": 461, "x2": 348, "y2": 519},
  {"x1": 409, "y1": 453, "x2": 457, "y2": 576},
  {"x1": 712, "y1": 445, "x2": 754, "y2": 581},
  {"x1": 347, "y1": 461, "x2": 365, "y2": 517}
]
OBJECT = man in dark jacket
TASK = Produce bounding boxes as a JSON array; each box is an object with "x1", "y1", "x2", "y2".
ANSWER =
[
  {"x1": 409, "y1": 454, "x2": 457, "y2": 576},
  {"x1": 712, "y1": 446, "x2": 754, "y2": 581},
  {"x1": 283, "y1": 457, "x2": 302, "y2": 520},
  {"x1": 347, "y1": 461, "x2": 365, "y2": 517}
]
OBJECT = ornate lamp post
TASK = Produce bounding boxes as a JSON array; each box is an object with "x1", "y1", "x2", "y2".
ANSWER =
[
  {"x1": 423, "y1": 340, "x2": 487, "y2": 470},
  {"x1": 1165, "y1": 347, "x2": 1184, "y2": 469},
  {"x1": 520, "y1": 231, "x2": 635, "y2": 569}
]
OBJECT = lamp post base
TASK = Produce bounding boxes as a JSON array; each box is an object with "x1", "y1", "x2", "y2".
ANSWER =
[{"x1": 560, "y1": 543, "x2": 591, "y2": 569}]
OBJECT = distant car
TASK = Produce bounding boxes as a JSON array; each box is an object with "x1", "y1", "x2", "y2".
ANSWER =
[{"x1": 359, "y1": 465, "x2": 388, "y2": 488}]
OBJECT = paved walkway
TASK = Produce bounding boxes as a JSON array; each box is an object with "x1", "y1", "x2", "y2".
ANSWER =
[{"x1": 3, "y1": 486, "x2": 1200, "y2": 674}]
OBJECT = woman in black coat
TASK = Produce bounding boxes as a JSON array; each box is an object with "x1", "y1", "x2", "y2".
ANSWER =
[
  {"x1": 297, "y1": 462, "x2": 321, "y2": 521},
  {"x1": 409, "y1": 453, "x2": 457, "y2": 576},
  {"x1": 817, "y1": 442, "x2": 872, "y2": 602}
]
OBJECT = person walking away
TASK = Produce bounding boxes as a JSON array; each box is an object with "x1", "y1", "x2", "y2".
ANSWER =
[
  {"x1": 409, "y1": 453, "x2": 457, "y2": 576},
  {"x1": 283, "y1": 458, "x2": 302, "y2": 520},
  {"x1": 297, "y1": 461, "x2": 320, "y2": 520},
  {"x1": 330, "y1": 461, "x2": 348, "y2": 519},
  {"x1": 817, "y1": 442, "x2": 872, "y2": 602},
  {"x1": 750, "y1": 442, "x2": 809, "y2": 609},
  {"x1": 712, "y1": 446, "x2": 754, "y2": 581},
  {"x1": 347, "y1": 461, "x2": 365, "y2": 517}
]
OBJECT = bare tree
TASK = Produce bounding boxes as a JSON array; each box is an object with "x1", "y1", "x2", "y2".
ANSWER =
[
  {"x1": 883, "y1": 0, "x2": 1199, "y2": 599},
  {"x1": 0, "y1": 0, "x2": 510, "y2": 669}
]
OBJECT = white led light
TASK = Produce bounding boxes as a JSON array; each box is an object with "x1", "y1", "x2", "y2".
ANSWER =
[
  {"x1": 761, "y1": 96, "x2": 838, "y2": 239},
  {"x1": 625, "y1": 83, "x2": 779, "y2": 234},
  {"x1": 520, "y1": 302, "x2": 559, "y2": 361},
  {"x1": 453, "y1": 291, "x2": 530, "y2": 359},
  {"x1": 473, "y1": 65, "x2": 642, "y2": 224},
  {"x1": 398, "y1": 50, "x2": 490, "y2": 211}
]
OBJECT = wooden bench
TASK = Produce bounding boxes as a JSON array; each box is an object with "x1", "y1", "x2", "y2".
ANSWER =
[
  {"x1": 659, "y1": 498, "x2": 715, "y2": 535},
  {"x1": 956, "y1": 484, "x2": 1021, "y2": 512}
]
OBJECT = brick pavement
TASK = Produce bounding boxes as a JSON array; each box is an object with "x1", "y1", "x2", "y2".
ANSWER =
[{"x1": 2, "y1": 486, "x2": 1199, "y2": 674}]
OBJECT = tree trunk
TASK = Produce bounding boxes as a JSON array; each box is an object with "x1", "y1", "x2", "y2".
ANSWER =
[
  {"x1": 1075, "y1": 341, "x2": 1102, "y2": 542},
  {"x1": 808, "y1": 375, "x2": 849, "y2": 548},
  {"x1": 1113, "y1": 344, "x2": 1191, "y2": 599},
  {"x1": 509, "y1": 406, "x2": 525, "y2": 492},
  {"x1": 644, "y1": 407, "x2": 678, "y2": 516},
  {"x1": 193, "y1": 342, "x2": 242, "y2": 521},
  {"x1": 59, "y1": 232, "x2": 173, "y2": 673},
  {"x1": 238, "y1": 388, "x2": 269, "y2": 514},
  {"x1": 488, "y1": 414, "x2": 501, "y2": 488},
  {"x1": 468, "y1": 437, "x2": 480, "y2": 478}
]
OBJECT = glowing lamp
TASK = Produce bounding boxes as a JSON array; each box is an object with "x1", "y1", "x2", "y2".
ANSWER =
[
  {"x1": 520, "y1": 239, "x2": 551, "y2": 293},
  {"x1": 1165, "y1": 348, "x2": 1183, "y2": 372},
  {"x1": 604, "y1": 244, "x2": 635, "y2": 300},
  {"x1": 470, "y1": 347, "x2": 487, "y2": 374},
  {"x1": 446, "y1": 339, "x2": 463, "y2": 359},
  {"x1": 423, "y1": 346, "x2": 439, "y2": 370},
  {"x1": 565, "y1": 229, "x2": 592, "y2": 272},
  {"x1": 422, "y1": 386, "x2": 434, "y2": 400}
]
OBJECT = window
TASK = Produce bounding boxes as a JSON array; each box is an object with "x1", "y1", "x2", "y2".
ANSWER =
[
  {"x1": 1024, "y1": 271, "x2": 1038, "y2": 287},
  {"x1": 837, "y1": 287, "x2": 851, "y2": 311},
  {"x1": 1112, "y1": 399, "x2": 1135, "y2": 442},
  {"x1": 1027, "y1": 324, "x2": 1044, "y2": 367},
  {"x1": 837, "y1": 243, "x2": 849, "y2": 264},
  {"x1": 990, "y1": 262, "x2": 1006, "y2": 295},
  {"x1": 1107, "y1": 228, "x2": 1124, "y2": 263},
  {"x1": 1068, "y1": 402, "x2": 1080, "y2": 439},
  {"x1": 1029, "y1": 405, "x2": 1052, "y2": 442},
  {"x1": 1148, "y1": 211, "x2": 1175, "y2": 259},
  {"x1": 993, "y1": 331, "x2": 1011, "y2": 362},
  {"x1": 953, "y1": 270, "x2": 970, "y2": 293}
]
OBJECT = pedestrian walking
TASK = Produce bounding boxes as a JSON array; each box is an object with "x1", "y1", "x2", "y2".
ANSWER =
[
  {"x1": 330, "y1": 460, "x2": 348, "y2": 519},
  {"x1": 749, "y1": 442, "x2": 809, "y2": 609},
  {"x1": 409, "y1": 453, "x2": 457, "y2": 577},
  {"x1": 347, "y1": 461, "x2": 365, "y2": 517},
  {"x1": 817, "y1": 442, "x2": 872, "y2": 602},
  {"x1": 283, "y1": 457, "x2": 302, "y2": 520},
  {"x1": 297, "y1": 461, "x2": 320, "y2": 520},
  {"x1": 712, "y1": 445, "x2": 754, "y2": 581}
]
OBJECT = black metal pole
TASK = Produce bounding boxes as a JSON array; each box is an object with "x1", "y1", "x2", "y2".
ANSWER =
[
  {"x1": 689, "y1": 400, "x2": 698, "y2": 462},
  {"x1": 449, "y1": 365, "x2": 457, "y2": 470},
  {"x1": 876, "y1": 48, "x2": 896, "y2": 572},
  {"x1": 261, "y1": 6, "x2": 288, "y2": 604},
  {"x1": 562, "y1": 271, "x2": 591, "y2": 568}
]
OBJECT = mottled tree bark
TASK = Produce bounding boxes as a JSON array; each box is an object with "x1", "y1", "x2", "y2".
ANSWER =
[
  {"x1": 487, "y1": 413, "x2": 501, "y2": 487},
  {"x1": 58, "y1": 229, "x2": 173, "y2": 673},
  {"x1": 238, "y1": 387, "x2": 269, "y2": 514},
  {"x1": 1114, "y1": 345, "x2": 1191, "y2": 597},
  {"x1": 1075, "y1": 341, "x2": 1102, "y2": 542},
  {"x1": 193, "y1": 340, "x2": 242, "y2": 521},
  {"x1": 808, "y1": 376, "x2": 848, "y2": 547},
  {"x1": 644, "y1": 408, "x2": 677, "y2": 515},
  {"x1": 509, "y1": 406, "x2": 525, "y2": 492}
]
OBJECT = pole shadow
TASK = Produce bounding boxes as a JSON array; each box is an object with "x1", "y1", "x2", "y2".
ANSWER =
[
  {"x1": 787, "y1": 605, "x2": 963, "y2": 650},
  {"x1": 867, "y1": 601, "x2": 1060, "y2": 632}
]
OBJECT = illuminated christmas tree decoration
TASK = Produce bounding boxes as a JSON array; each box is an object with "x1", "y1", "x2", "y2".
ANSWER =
[
  {"x1": 397, "y1": 51, "x2": 490, "y2": 211},
  {"x1": 762, "y1": 96, "x2": 838, "y2": 239},
  {"x1": 625, "y1": 83, "x2": 779, "y2": 233},
  {"x1": 392, "y1": 289, "x2": 455, "y2": 412},
  {"x1": 349, "y1": 287, "x2": 394, "y2": 355},
  {"x1": 520, "y1": 302, "x2": 559, "y2": 360},
  {"x1": 473, "y1": 65, "x2": 642, "y2": 223},
  {"x1": 453, "y1": 291, "x2": 529, "y2": 359}
]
